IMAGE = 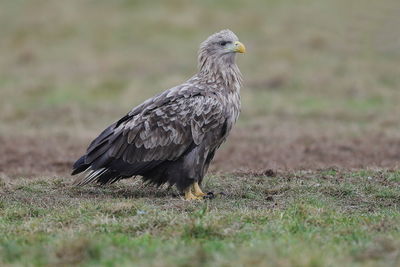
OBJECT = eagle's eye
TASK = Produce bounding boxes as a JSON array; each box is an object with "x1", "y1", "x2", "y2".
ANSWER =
[{"x1": 219, "y1": 41, "x2": 229, "y2": 46}]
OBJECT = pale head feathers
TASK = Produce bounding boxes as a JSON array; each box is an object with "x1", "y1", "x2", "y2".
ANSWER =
[{"x1": 197, "y1": 29, "x2": 243, "y2": 88}]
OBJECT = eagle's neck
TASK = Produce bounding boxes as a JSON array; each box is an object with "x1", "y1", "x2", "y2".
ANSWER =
[{"x1": 198, "y1": 56, "x2": 242, "y2": 92}]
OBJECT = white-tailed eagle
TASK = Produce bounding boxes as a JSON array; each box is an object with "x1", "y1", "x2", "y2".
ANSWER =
[{"x1": 72, "y1": 29, "x2": 246, "y2": 200}]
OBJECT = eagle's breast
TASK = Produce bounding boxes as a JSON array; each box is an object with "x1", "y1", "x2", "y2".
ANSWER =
[{"x1": 224, "y1": 88, "x2": 241, "y2": 138}]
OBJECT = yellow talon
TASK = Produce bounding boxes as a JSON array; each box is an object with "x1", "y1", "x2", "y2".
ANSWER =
[
  {"x1": 184, "y1": 186, "x2": 203, "y2": 200},
  {"x1": 192, "y1": 182, "x2": 207, "y2": 197}
]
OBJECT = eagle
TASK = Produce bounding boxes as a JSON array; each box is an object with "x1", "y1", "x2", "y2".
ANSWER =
[{"x1": 71, "y1": 29, "x2": 245, "y2": 200}]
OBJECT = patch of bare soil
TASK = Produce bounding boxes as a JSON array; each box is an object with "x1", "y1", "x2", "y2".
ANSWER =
[
  {"x1": 0, "y1": 128, "x2": 399, "y2": 178},
  {"x1": 213, "y1": 128, "x2": 400, "y2": 172},
  {"x1": 0, "y1": 135, "x2": 85, "y2": 178}
]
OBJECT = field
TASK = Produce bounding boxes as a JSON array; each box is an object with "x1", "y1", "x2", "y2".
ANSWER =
[{"x1": 1, "y1": 0, "x2": 400, "y2": 266}]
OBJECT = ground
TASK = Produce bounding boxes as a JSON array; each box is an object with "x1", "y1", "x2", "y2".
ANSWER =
[
  {"x1": 1, "y1": 170, "x2": 400, "y2": 266},
  {"x1": 1, "y1": 0, "x2": 400, "y2": 266}
]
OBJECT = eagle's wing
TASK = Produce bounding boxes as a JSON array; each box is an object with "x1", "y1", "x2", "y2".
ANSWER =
[{"x1": 72, "y1": 85, "x2": 225, "y2": 185}]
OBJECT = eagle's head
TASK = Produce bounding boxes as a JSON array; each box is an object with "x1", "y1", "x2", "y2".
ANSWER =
[{"x1": 198, "y1": 29, "x2": 245, "y2": 74}]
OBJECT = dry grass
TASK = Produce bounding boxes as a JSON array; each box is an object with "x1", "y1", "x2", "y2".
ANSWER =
[{"x1": 1, "y1": 170, "x2": 400, "y2": 266}]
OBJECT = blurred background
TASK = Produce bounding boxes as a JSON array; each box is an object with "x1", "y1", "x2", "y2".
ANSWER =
[{"x1": 1, "y1": 0, "x2": 400, "y2": 176}]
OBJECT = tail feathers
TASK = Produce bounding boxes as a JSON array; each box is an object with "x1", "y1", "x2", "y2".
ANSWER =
[
  {"x1": 71, "y1": 153, "x2": 164, "y2": 186},
  {"x1": 73, "y1": 168, "x2": 118, "y2": 186},
  {"x1": 71, "y1": 155, "x2": 117, "y2": 186}
]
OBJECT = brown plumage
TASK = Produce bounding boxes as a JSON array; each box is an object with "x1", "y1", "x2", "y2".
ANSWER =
[{"x1": 72, "y1": 29, "x2": 245, "y2": 199}]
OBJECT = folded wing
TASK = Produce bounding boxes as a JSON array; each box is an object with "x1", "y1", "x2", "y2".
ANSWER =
[{"x1": 72, "y1": 88, "x2": 225, "y2": 185}]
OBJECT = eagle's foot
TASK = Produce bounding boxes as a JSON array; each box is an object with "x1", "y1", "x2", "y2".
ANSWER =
[
  {"x1": 192, "y1": 182, "x2": 207, "y2": 197},
  {"x1": 184, "y1": 188, "x2": 203, "y2": 200}
]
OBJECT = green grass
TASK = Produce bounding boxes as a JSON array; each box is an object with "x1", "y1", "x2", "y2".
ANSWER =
[
  {"x1": 1, "y1": 170, "x2": 399, "y2": 266},
  {"x1": 1, "y1": 0, "x2": 400, "y2": 137}
]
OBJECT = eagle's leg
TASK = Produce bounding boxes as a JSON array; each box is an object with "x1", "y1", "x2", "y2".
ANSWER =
[
  {"x1": 192, "y1": 182, "x2": 207, "y2": 197},
  {"x1": 184, "y1": 186, "x2": 203, "y2": 200}
]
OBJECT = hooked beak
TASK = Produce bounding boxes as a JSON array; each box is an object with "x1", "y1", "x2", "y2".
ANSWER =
[{"x1": 233, "y1": 41, "x2": 246, "y2": 53}]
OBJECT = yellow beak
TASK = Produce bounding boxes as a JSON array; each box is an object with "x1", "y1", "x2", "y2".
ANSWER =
[{"x1": 233, "y1": 41, "x2": 246, "y2": 53}]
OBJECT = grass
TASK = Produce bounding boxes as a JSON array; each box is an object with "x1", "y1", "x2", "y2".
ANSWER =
[
  {"x1": 1, "y1": 170, "x2": 400, "y2": 266},
  {"x1": 1, "y1": 0, "x2": 400, "y2": 137}
]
